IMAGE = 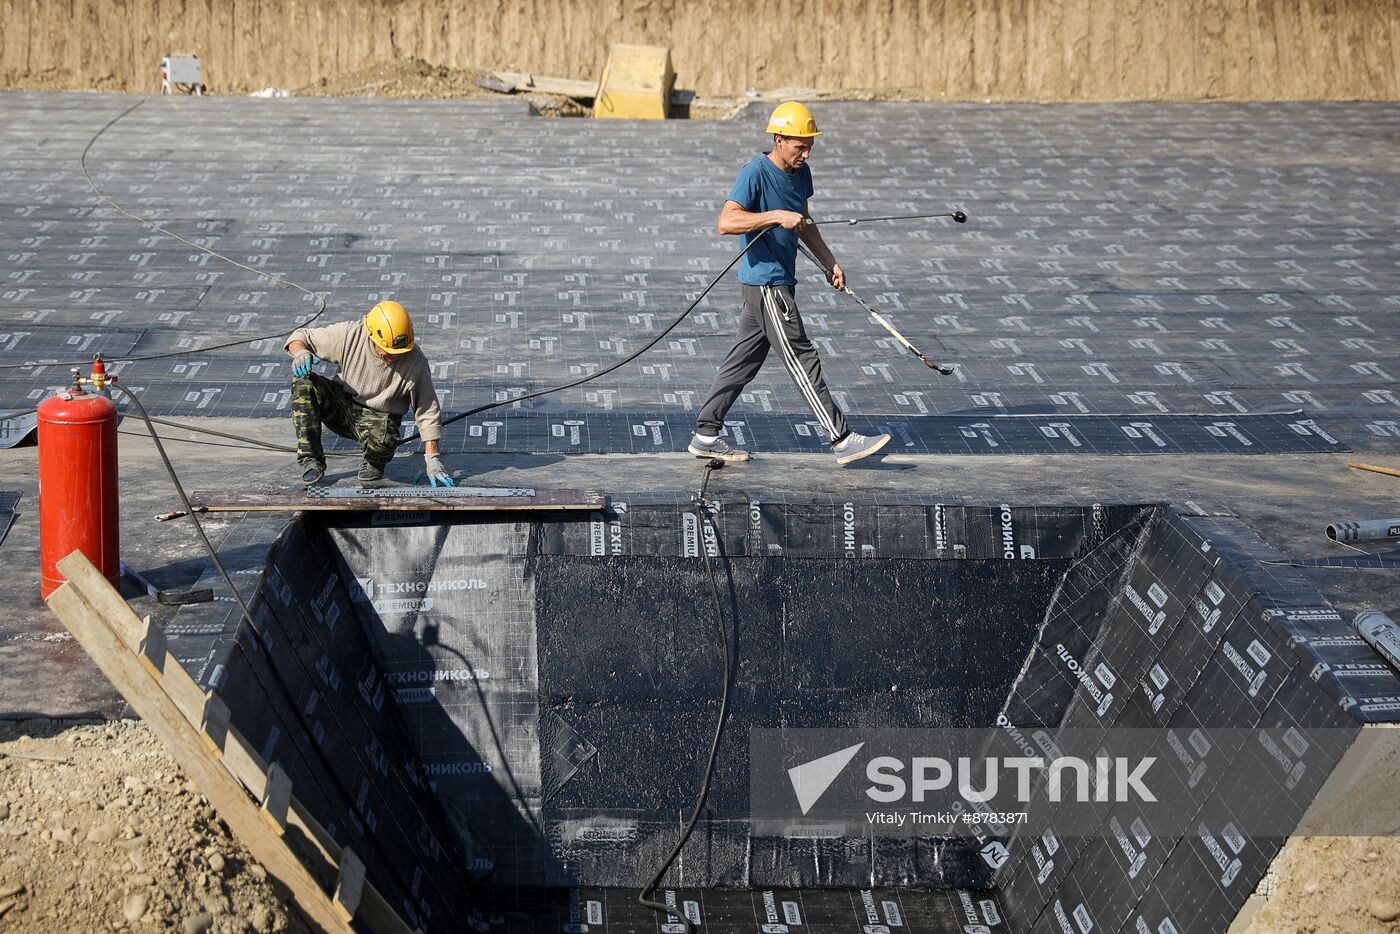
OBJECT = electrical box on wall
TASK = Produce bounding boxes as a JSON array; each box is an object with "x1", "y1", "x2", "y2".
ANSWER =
[{"x1": 160, "y1": 54, "x2": 203, "y2": 95}]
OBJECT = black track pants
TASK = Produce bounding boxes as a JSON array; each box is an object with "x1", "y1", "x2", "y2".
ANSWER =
[{"x1": 695, "y1": 284, "x2": 849, "y2": 444}]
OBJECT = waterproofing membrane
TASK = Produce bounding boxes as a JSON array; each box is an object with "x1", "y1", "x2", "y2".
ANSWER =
[
  {"x1": 1268, "y1": 548, "x2": 1400, "y2": 569},
  {"x1": 327, "y1": 519, "x2": 548, "y2": 882},
  {"x1": 2, "y1": 96, "x2": 1398, "y2": 455},
  {"x1": 159, "y1": 513, "x2": 288, "y2": 687},
  {"x1": 480, "y1": 886, "x2": 1006, "y2": 934},
  {"x1": 170, "y1": 497, "x2": 1400, "y2": 934},
  {"x1": 206, "y1": 515, "x2": 485, "y2": 930},
  {"x1": 435, "y1": 411, "x2": 1348, "y2": 455},
  {"x1": 989, "y1": 511, "x2": 1380, "y2": 934},
  {"x1": 530, "y1": 554, "x2": 1066, "y2": 890},
  {"x1": 0, "y1": 412, "x2": 38, "y2": 449}
]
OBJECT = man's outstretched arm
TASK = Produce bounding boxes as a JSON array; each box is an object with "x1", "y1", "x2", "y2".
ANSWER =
[{"x1": 718, "y1": 199, "x2": 804, "y2": 235}]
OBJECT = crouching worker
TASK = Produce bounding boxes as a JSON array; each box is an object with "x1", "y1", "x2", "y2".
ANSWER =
[{"x1": 284, "y1": 300, "x2": 455, "y2": 487}]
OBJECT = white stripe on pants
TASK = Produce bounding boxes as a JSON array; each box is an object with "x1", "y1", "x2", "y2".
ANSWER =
[
  {"x1": 761, "y1": 286, "x2": 840, "y2": 439},
  {"x1": 694, "y1": 283, "x2": 849, "y2": 444}
]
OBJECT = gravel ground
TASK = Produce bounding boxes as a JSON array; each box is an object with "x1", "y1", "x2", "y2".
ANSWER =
[{"x1": 0, "y1": 718, "x2": 307, "y2": 933}]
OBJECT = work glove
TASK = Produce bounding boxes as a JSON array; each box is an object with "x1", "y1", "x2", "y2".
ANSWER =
[
  {"x1": 423, "y1": 454, "x2": 455, "y2": 488},
  {"x1": 292, "y1": 350, "x2": 319, "y2": 379}
]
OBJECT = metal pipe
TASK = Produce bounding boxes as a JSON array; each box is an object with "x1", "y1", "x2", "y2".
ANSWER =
[
  {"x1": 796, "y1": 242, "x2": 955, "y2": 375},
  {"x1": 1326, "y1": 518, "x2": 1400, "y2": 542},
  {"x1": 1355, "y1": 610, "x2": 1400, "y2": 672},
  {"x1": 803, "y1": 210, "x2": 968, "y2": 227}
]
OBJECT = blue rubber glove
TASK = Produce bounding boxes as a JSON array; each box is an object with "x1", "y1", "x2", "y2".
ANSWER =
[
  {"x1": 292, "y1": 350, "x2": 319, "y2": 378},
  {"x1": 423, "y1": 454, "x2": 455, "y2": 488}
]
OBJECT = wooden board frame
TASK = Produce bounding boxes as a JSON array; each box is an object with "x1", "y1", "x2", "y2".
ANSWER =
[{"x1": 45, "y1": 551, "x2": 422, "y2": 934}]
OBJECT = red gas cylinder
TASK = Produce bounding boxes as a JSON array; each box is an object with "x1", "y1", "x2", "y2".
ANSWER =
[{"x1": 38, "y1": 376, "x2": 120, "y2": 598}]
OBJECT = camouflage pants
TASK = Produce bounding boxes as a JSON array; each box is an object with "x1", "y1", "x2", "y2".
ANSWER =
[{"x1": 292, "y1": 374, "x2": 401, "y2": 469}]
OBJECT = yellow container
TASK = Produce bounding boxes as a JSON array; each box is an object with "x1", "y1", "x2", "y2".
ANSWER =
[{"x1": 593, "y1": 44, "x2": 674, "y2": 120}]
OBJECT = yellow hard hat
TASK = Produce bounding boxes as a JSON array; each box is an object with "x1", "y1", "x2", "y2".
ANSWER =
[
  {"x1": 364, "y1": 300, "x2": 415, "y2": 354},
  {"x1": 766, "y1": 101, "x2": 821, "y2": 138}
]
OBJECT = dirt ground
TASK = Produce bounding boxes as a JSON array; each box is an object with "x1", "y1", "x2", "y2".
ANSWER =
[
  {"x1": 0, "y1": 718, "x2": 308, "y2": 933},
  {"x1": 1246, "y1": 837, "x2": 1400, "y2": 933},
  {"x1": 0, "y1": 49, "x2": 1018, "y2": 118},
  {"x1": 298, "y1": 57, "x2": 498, "y2": 100},
  {"x1": 293, "y1": 57, "x2": 591, "y2": 117},
  {"x1": 2, "y1": 0, "x2": 1396, "y2": 100},
  {"x1": 1, "y1": 54, "x2": 597, "y2": 117}
]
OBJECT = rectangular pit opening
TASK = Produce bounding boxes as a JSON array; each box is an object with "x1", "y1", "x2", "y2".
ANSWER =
[{"x1": 205, "y1": 497, "x2": 1384, "y2": 933}]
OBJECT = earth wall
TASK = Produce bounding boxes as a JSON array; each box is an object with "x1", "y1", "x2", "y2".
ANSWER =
[{"x1": 2, "y1": 0, "x2": 1396, "y2": 100}]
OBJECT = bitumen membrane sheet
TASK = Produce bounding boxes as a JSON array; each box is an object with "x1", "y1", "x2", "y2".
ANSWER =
[
  {"x1": 1, "y1": 93, "x2": 1399, "y2": 934},
  {"x1": 0, "y1": 95, "x2": 1397, "y2": 454},
  {"x1": 146, "y1": 496, "x2": 1395, "y2": 933}
]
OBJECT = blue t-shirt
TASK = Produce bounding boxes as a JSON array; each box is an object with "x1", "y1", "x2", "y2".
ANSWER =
[{"x1": 727, "y1": 154, "x2": 814, "y2": 286}]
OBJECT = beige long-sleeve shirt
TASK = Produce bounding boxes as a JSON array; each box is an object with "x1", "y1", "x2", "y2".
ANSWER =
[{"x1": 285, "y1": 320, "x2": 443, "y2": 442}]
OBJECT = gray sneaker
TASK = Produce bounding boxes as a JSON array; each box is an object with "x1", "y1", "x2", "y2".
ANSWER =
[
  {"x1": 357, "y1": 461, "x2": 385, "y2": 483},
  {"x1": 298, "y1": 459, "x2": 325, "y2": 486},
  {"x1": 687, "y1": 434, "x2": 751, "y2": 463},
  {"x1": 833, "y1": 431, "x2": 891, "y2": 465}
]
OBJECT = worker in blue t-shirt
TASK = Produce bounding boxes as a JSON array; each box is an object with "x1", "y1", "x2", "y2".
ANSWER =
[{"x1": 689, "y1": 101, "x2": 891, "y2": 466}]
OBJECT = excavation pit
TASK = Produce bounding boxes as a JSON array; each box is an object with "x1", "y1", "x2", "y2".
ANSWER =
[{"x1": 193, "y1": 496, "x2": 1395, "y2": 933}]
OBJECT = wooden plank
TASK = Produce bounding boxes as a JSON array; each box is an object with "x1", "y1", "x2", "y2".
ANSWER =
[
  {"x1": 221, "y1": 720, "x2": 276, "y2": 800},
  {"x1": 216, "y1": 722, "x2": 416, "y2": 934},
  {"x1": 50, "y1": 553, "x2": 423, "y2": 934},
  {"x1": 45, "y1": 552, "x2": 354, "y2": 934},
  {"x1": 216, "y1": 728, "x2": 338, "y2": 879},
  {"x1": 56, "y1": 557, "x2": 146, "y2": 651},
  {"x1": 38, "y1": 560, "x2": 213, "y2": 726},
  {"x1": 492, "y1": 69, "x2": 695, "y2": 105},
  {"x1": 1349, "y1": 461, "x2": 1400, "y2": 479},
  {"x1": 190, "y1": 486, "x2": 606, "y2": 513},
  {"x1": 494, "y1": 69, "x2": 598, "y2": 97},
  {"x1": 56, "y1": 576, "x2": 414, "y2": 934},
  {"x1": 159, "y1": 657, "x2": 212, "y2": 729}
]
